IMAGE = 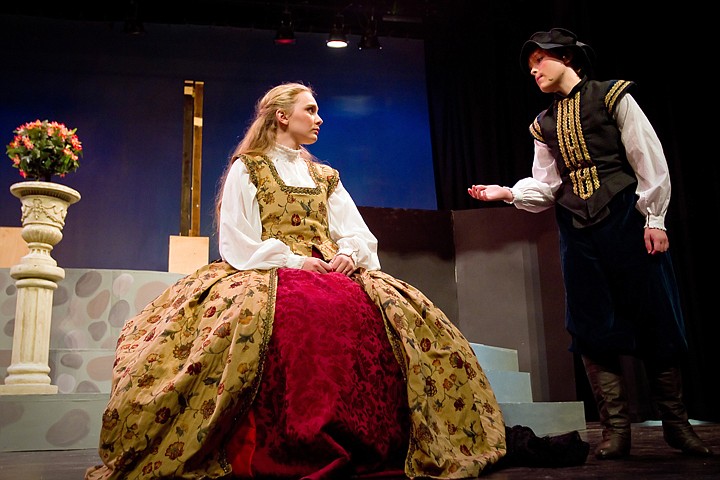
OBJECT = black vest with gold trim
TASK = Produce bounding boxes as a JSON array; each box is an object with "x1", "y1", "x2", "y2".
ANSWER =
[{"x1": 530, "y1": 78, "x2": 637, "y2": 226}]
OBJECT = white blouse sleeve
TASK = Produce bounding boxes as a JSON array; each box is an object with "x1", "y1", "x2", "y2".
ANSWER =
[
  {"x1": 508, "y1": 140, "x2": 561, "y2": 212},
  {"x1": 328, "y1": 179, "x2": 381, "y2": 271},
  {"x1": 615, "y1": 94, "x2": 670, "y2": 229},
  {"x1": 218, "y1": 160, "x2": 306, "y2": 270}
]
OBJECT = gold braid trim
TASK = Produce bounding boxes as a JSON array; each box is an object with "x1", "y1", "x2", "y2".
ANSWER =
[
  {"x1": 605, "y1": 80, "x2": 632, "y2": 112},
  {"x1": 529, "y1": 117, "x2": 544, "y2": 142},
  {"x1": 556, "y1": 92, "x2": 599, "y2": 200}
]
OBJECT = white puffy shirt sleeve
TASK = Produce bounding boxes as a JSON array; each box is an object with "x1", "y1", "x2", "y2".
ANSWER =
[
  {"x1": 219, "y1": 159, "x2": 305, "y2": 270},
  {"x1": 328, "y1": 179, "x2": 381, "y2": 270},
  {"x1": 508, "y1": 140, "x2": 560, "y2": 212},
  {"x1": 615, "y1": 94, "x2": 670, "y2": 229}
]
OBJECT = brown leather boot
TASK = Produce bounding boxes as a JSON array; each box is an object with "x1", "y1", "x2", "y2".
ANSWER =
[
  {"x1": 582, "y1": 355, "x2": 631, "y2": 460},
  {"x1": 647, "y1": 364, "x2": 714, "y2": 457}
]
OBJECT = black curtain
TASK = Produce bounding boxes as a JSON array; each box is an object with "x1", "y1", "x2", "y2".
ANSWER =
[{"x1": 425, "y1": 1, "x2": 719, "y2": 421}]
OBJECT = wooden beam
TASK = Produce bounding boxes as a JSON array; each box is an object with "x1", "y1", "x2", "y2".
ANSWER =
[
  {"x1": 180, "y1": 80, "x2": 204, "y2": 236},
  {"x1": 180, "y1": 80, "x2": 194, "y2": 236},
  {"x1": 190, "y1": 81, "x2": 204, "y2": 237}
]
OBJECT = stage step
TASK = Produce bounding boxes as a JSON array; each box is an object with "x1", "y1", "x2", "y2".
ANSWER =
[{"x1": 470, "y1": 342, "x2": 586, "y2": 435}]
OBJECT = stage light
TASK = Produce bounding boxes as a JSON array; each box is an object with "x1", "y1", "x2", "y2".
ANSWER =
[
  {"x1": 358, "y1": 25, "x2": 381, "y2": 50},
  {"x1": 123, "y1": 0, "x2": 145, "y2": 35},
  {"x1": 358, "y1": 12, "x2": 381, "y2": 50},
  {"x1": 326, "y1": 14, "x2": 348, "y2": 48},
  {"x1": 123, "y1": 19, "x2": 145, "y2": 35},
  {"x1": 274, "y1": 9, "x2": 295, "y2": 45}
]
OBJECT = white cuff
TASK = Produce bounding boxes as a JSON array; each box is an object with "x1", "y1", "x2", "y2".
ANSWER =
[
  {"x1": 286, "y1": 253, "x2": 306, "y2": 269},
  {"x1": 337, "y1": 247, "x2": 357, "y2": 264},
  {"x1": 645, "y1": 214, "x2": 666, "y2": 230}
]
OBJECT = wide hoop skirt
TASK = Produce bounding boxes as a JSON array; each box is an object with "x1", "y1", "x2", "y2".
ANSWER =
[{"x1": 86, "y1": 261, "x2": 506, "y2": 479}]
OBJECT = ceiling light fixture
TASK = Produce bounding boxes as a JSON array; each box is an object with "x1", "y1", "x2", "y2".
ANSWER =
[
  {"x1": 123, "y1": 0, "x2": 145, "y2": 35},
  {"x1": 326, "y1": 14, "x2": 348, "y2": 48},
  {"x1": 274, "y1": 9, "x2": 295, "y2": 45},
  {"x1": 358, "y1": 14, "x2": 382, "y2": 50}
]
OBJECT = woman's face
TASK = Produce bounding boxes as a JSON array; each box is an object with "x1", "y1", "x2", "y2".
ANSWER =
[
  {"x1": 527, "y1": 48, "x2": 568, "y2": 93},
  {"x1": 283, "y1": 91, "x2": 323, "y2": 146}
]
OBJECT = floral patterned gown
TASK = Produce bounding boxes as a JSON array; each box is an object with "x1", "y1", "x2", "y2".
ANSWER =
[{"x1": 85, "y1": 153, "x2": 506, "y2": 480}]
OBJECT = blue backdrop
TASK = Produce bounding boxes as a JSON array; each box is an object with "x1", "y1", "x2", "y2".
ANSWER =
[{"x1": 0, "y1": 16, "x2": 434, "y2": 270}]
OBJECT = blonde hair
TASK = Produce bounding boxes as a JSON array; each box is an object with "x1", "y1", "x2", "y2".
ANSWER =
[{"x1": 214, "y1": 82, "x2": 317, "y2": 230}]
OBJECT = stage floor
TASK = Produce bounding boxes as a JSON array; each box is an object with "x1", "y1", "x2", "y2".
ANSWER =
[{"x1": 1, "y1": 422, "x2": 718, "y2": 479}]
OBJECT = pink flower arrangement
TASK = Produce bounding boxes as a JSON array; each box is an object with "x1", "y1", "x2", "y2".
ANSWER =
[{"x1": 6, "y1": 119, "x2": 82, "y2": 181}]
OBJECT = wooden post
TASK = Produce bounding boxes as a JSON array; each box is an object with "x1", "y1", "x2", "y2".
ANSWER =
[
  {"x1": 172, "y1": 80, "x2": 209, "y2": 274},
  {"x1": 180, "y1": 80, "x2": 204, "y2": 237},
  {"x1": 181, "y1": 81, "x2": 193, "y2": 236},
  {"x1": 191, "y1": 81, "x2": 204, "y2": 237}
]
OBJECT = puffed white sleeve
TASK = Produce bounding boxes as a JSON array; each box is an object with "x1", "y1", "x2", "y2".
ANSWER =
[
  {"x1": 218, "y1": 160, "x2": 306, "y2": 270},
  {"x1": 327, "y1": 179, "x2": 381, "y2": 270},
  {"x1": 508, "y1": 140, "x2": 561, "y2": 212},
  {"x1": 615, "y1": 94, "x2": 670, "y2": 230}
]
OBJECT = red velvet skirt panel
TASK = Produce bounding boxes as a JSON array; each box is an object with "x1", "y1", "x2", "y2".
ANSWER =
[{"x1": 228, "y1": 268, "x2": 410, "y2": 479}]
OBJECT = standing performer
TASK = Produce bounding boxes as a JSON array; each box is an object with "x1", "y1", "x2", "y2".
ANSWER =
[{"x1": 469, "y1": 28, "x2": 713, "y2": 460}]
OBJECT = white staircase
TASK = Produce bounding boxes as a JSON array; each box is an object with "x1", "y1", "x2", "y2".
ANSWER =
[{"x1": 471, "y1": 342, "x2": 586, "y2": 436}]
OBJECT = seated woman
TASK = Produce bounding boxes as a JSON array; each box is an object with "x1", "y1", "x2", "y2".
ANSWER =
[{"x1": 85, "y1": 82, "x2": 511, "y2": 479}]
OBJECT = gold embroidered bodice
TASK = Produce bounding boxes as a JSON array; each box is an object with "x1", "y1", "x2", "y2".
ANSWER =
[{"x1": 240, "y1": 153, "x2": 340, "y2": 261}]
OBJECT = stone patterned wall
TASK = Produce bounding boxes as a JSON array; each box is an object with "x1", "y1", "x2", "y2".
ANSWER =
[
  {"x1": 0, "y1": 268, "x2": 184, "y2": 452},
  {"x1": 0, "y1": 268, "x2": 184, "y2": 393}
]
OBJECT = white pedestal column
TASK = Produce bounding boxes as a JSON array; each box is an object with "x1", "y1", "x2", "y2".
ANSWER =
[{"x1": 0, "y1": 181, "x2": 80, "y2": 395}]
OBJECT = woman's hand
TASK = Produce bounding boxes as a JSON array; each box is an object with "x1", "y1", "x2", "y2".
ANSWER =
[
  {"x1": 302, "y1": 257, "x2": 332, "y2": 273},
  {"x1": 330, "y1": 253, "x2": 355, "y2": 276},
  {"x1": 468, "y1": 184, "x2": 513, "y2": 202},
  {"x1": 301, "y1": 254, "x2": 355, "y2": 275}
]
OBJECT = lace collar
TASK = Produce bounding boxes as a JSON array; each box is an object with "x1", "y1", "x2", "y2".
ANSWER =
[{"x1": 270, "y1": 143, "x2": 302, "y2": 164}]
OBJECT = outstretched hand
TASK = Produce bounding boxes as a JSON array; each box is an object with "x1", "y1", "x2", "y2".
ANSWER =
[{"x1": 468, "y1": 184, "x2": 513, "y2": 202}]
